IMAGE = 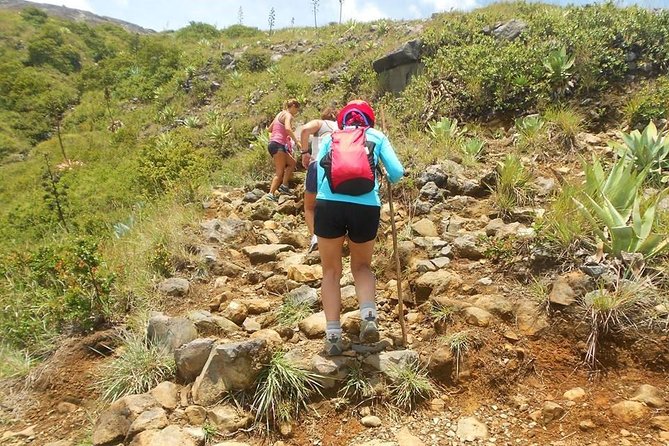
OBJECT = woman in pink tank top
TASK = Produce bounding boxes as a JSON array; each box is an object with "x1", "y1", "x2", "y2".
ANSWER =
[{"x1": 266, "y1": 99, "x2": 301, "y2": 199}]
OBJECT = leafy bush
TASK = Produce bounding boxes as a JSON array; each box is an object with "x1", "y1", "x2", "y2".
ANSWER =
[
  {"x1": 239, "y1": 49, "x2": 271, "y2": 72},
  {"x1": 175, "y1": 21, "x2": 221, "y2": 41},
  {"x1": 624, "y1": 77, "x2": 669, "y2": 128},
  {"x1": 136, "y1": 131, "x2": 213, "y2": 196},
  {"x1": 21, "y1": 6, "x2": 48, "y2": 25},
  {"x1": 0, "y1": 238, "x2": 115, "y2": 349},
  {"x1": 222, "y1": 24, "x2": 262, "y2": 39},
  {"x1": 97, "y1": 330, "x2": 176, "y2": 402},
  {"x1": 26, "y1": 25, "x2": 82, "y2": 74},
  {"x1": 514, "y1": 115, "x2": 547, "y2": 151}
]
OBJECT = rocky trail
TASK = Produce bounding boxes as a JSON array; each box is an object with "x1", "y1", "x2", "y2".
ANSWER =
[{"x1": 2, "y1": 132, "x2": 669, "y2": 446}]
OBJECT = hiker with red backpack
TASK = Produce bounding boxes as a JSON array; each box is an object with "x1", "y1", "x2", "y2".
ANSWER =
[
  {"x1": 299, "y1": 106, "x2": 338, "y2": 253},
  {"x1": 266, "y1": 99, "x2": 301, "y2": 201},
  {"x1": 314, "y1": 100, "x2": 404, "y2": 356}
]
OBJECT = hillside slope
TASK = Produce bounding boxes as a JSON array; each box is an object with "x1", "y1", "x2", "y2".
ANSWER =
[{"x1": 0, "y1": 2, "x2": 669, "y2": 445}]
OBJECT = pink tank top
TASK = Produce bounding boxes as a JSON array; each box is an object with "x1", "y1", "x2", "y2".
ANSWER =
[{"x1": 270, "y1": 111, "x2": 289, "y2": 145}]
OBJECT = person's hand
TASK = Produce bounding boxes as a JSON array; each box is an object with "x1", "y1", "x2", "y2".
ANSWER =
[{"x1": 301, "y1": 153, "x2": 311, "y2": 169}]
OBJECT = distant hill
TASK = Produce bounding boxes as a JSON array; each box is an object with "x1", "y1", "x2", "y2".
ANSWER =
[{"x1": 0, "y1": 0, "x2": 154, "y2": 33}]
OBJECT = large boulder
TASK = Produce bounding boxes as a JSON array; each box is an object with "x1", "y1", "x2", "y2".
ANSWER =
[
  {"x1": 242, "y1": 244, "x2": 293, "y2": 264},
  {"x1": 414, "y1": 270, "x2": 463, "y2": 302},
  {"x1": 483, "y1": 19, "x2": 528, "y2": 40},
  {"x1": 147, "y1": 313, "x2": 198, "y2": 353},
  {"x1": 127, "y1": 425, "x2": 204, "y2": 446},
  {"x1": 201, "y1": 218, "x2": 249, "y2": 244},
  {"x1": 192, "y1": 339, "x2": 270, "y2": 406},
  {"x1": 175, "y1": 338, "x2": 216, "y2": 383},
  {"x1": 206, "y1": 405, "x2": 253, "y2": 433},
  {"x1": 157, "y1": 278, "x2": 190, "y2": 297},
  {"x1": 126, "y1": 407, "x2": 168, "y2": 441},
  {"x1": 456, "y1": 417, "x2": 489, "y2": 441},
  {"x1": 372, "y1": 39, "x2": 423, "y2": 73},
  {"x1": 93, "y1": 394, "x2": 159, "y2": 446},
  {"x1": 364, "y1": 350, "x2": 419, "y2": 374}
]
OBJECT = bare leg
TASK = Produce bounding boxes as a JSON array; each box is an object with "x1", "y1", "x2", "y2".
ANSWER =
[
  {"x1": 319, "y1": 235, "x2": 345, "y2": 322},
  {"x1": 282, "y1": 154, "x2": 296, "y2": 187},
  {"x1": 348, "y1": 239, "x2": 376, "y2": 306},
  {"x1": 269, "y1": 152, "x2": 286, "y2": 194},
  {"x1": 304, "y1": 192, "x2": 316, "y2": 235}
]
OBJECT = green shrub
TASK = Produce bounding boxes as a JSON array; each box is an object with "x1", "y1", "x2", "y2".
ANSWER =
[
  {"x1": 624, "y1": 77, "x2": 669, "y2": 128},
  {"x1": 0, "y1": 238, "x2": 115, "y2": 350},
  {"x1": 222, "y1": 24, "x2": 262, "y2": 39},
  {"x1": 175, "y1": 21, "x2": 221, "y2": 41},
  {"x1": 21, "y1": 6, "x2": 48, "y2": 25},
  {"x1": 543, "y1": 46, "x2": 575, "y2": 98},
  {"x1": 239, "y1": 49, "x2": 271, "y2": 72},
  {"x1": 136, "y1": 131, "x2": 213, "y2": 196}
]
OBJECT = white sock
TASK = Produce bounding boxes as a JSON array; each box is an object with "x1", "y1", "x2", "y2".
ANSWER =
[
  {"x1": 360, "y1": 302, "x2": 377, "y2": 322},
  {"x1": 311, "y1": 234, "x2": 318, "y2": 245},
  {"x1": 326, "y1": 320, "x2": 342, "y2": 341}
]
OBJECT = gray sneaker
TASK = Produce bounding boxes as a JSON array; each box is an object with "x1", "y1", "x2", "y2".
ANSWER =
[
  {"x1": 359, "y1": 319, "x2": 380, "y2": 343},
  {"x1": 323, "y1": 336, "x2": 345, "y2": 356}
]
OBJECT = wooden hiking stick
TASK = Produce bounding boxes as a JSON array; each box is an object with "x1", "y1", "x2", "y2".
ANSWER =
[{"x1": 380, "y1": 106, "x2": 408, "y2": 346}]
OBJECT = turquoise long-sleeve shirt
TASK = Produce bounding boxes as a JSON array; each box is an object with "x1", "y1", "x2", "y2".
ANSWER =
[{"x1": 315, "y1": 127, "x2": 404, "y2": 207}]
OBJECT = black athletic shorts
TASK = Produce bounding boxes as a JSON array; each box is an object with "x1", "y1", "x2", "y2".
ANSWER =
[
  {"x1": 314, "y1": 199, "x2": 380, "y2": 243},
  {"x1": 268, "y1": 141, "x2": 288, "y2": 156}
]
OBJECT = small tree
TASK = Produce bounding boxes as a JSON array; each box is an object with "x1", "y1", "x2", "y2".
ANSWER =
[
  {"x1": 41, "y1": 154, "x2": 70, "y2": 232},
  {"x1": 268, "y1": 7, "x2": 276, "y2": 35},
  {"x1": 238, "y1": 6, "x2": 243, "y2": 25},
  {"x1": 339, "y1": 0, "x2": 344, "y2": 24},
  {"x1": 311, "y1": 0, "x2": 320, "y2": 29}
]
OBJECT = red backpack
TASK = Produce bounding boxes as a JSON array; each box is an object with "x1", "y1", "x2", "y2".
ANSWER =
[{"x1": 320, "y1": 127, "x2": 377, "y2": 195}]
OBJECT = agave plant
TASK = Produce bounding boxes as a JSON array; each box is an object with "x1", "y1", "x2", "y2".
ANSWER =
[
  {"x1": 543, "y1": 46, "x2": 575, "y2": 97},
  {"x1": 573, "y1": 157, "x2": 669, "y2": 257},
  {"x1": 460, "y1": 137, "x2": 485, "y2": 164},
  {"x1": 427, "y1": 117, "x2": 466, "y2": 142},
  {"x1": 514, "y1": 115, "x2": 545, "y2": 140},
  {"x1": 613, "y1": 121, "x2": 669, "y2": 182},
  {"x1": 182, "y1": 116, "x2": 201, "y2": 128}
]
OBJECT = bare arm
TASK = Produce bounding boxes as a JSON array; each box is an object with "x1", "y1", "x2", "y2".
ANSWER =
[{"x1": 284, "y1": 113, "x2": 300, "y2": 148}]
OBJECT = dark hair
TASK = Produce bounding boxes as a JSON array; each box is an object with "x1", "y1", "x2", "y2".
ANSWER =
[
  {"x1": 320, "y1": 106, "x2": 337, "y2": 120},
  {"x1": 285, "y1": 98, "x2": 300, "y2": 109}
]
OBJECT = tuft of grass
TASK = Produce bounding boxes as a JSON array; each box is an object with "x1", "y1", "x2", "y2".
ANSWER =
[
  {"x1": 386, "y1": 360, "x2": 435, "y2": 411},
  {"x1": 444, "y1": 330, "x2": 479, "y2": 379},
  {"x1": 252, "y1": 350, "x2": 323, "y2": 429},
  {"x1": 339, "y1": 363, "x2": 375, "y2": 402},
  {"x1": 0, "y1": 344, "x2": 36, "y2": 379},
  {"x1": 540, "y1": 183, "x2": 588, "y2": 249},
  {"x1": 430, "y1": 302, "x2": 456, "y2": 325},
  {"x1": 580, "y1": 281, "x2": 649, "y2": 369},
  {"x1": 492, "y1": 154, "x2": 533, "y2": 217},
  {"x1": 545, "y1": 106, "x2": 584, "y2": 145},
  {"x1": 276, "y1": 294, "x2": 314, "y2": 327},
  {"x1": 460, "y1": 137, "x2": 485, "y2": 165},
  {"x1": 528, "y1": 277, "x2": 550, "y2": 312},
  {"x1": 96, "y1": 330, "x2": 175, "y2": 402}
]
